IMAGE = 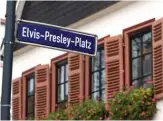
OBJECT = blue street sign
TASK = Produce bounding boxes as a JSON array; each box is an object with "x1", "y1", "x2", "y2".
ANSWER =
[{"x1": 16, "y1": 20, "x2": 97, "y2": 56}]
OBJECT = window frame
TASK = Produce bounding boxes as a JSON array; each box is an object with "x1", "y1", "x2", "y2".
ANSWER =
[
  {"x1": 51, "y1": 53, "x2": 68, "y2": 112},
  {"x1": 129, "y1": 29, "x2": 153, "y2": 87},
  {"x1": 56, "y1": 60, "x2": 68, "y2": 104},
  {"x1": 22, "y1": 65, "x2": 39, "y2": 119},
  {"x1": 26, "y1": 73, "x2": 35, "y2": 119},
  {"x1": 89, "y1": 45, "x2": 105, "y2": 100},
  {"x1": 123, "y1": 18, "x2": 155, "y2": 88}
]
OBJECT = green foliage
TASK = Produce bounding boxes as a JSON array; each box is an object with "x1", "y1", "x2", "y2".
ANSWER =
[
  {"x1": 46, "y1": 102, "x2": 68, "y2": 120},
  {"x1": 108, "y1": 88, "x2": 157, "y2": 120},
  {"x1": 46, "y1": 99, "x2": 107, "y2": 120},
  {"x1": 27, "y1": 117, "x2": 34, "y2": 120},
  {"x1": 46, "y1": 86, "x2": 156, "y2": 120},
  {"x1": 46, "y1": 109, "x2": 68, "y2": 120},
  {"x1": 68, "y1": 99, "x2": 107, "y2": 120}
]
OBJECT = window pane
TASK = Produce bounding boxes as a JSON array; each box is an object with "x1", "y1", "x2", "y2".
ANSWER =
[
  {"x1": 132, "y1": 57, "x2": 142, "y2": 79},
  {"x1": 101, "y1": 89, "x2": 105, "y2": 101},
  {"x1": 58, "y1": 66, "x2": 64, "y2": 84},
  {"x1": 57, "y1": 67, "x2": 61, "y2": 84},
  {"x1": 143, "y1": 54, "x2": 152, "y2": 76},
  {"x1": 132, "y1": 79, "x2": 144, "y2": 88},
  {"x1": 92, "y1": 72, "x2": 100, "y2": 92},
  {"x1": 101, "y1": 49, "x2": 105, "y2": 68},
  {"x1": 92, "y1": 51, "x2": 100, "y2": 71},
  {"x1": 28, "y1": 77, "x2": 34, "y2": 96},
  {"x1": 143, "y1": 75, "x2": 152, "y2": 88},
  {"x1": 27, "y1": 95, "x2": 34, "y2": 114},
  {"x1": 132, "y1": 37, "x2": 141, "y2": 58},
  {"x1": 143, "y1": 32, "x2": 152, "y2": 54},
  {"x1": 27, "y1": 113, "x2": 34, "y2": 119},
  {"x1": 65, "y1": 82, "x2": 68, "y2": 96},
  {"x1": 66, "y1": 64, "x2": 68, "y2": 81},
  {"x1": 101, "y1": 70, "x2": 105, "y2": 89},
  {"x1": 92, "y1": 91, "x2": 100, "y2": 100},
  {"x1": 58, "y1": 85, "x2": 64, "y2": 102}
]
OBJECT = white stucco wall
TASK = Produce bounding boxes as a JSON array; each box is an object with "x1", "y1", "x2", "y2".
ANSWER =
[
  {"x1": 13, "y1": 1, "x2": 163, "y2": 119},
  {"x1": 0, "y1": 23, "x2": 5, "y2": 102}
]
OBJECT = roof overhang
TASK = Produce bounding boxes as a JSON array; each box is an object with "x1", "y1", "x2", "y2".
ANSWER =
[{"x1": 13, "y1": 1, "x2": 118, "y2": 53}]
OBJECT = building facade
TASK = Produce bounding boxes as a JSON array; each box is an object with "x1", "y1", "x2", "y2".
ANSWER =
[
  {"x1": 0, "y1": 18, "x2": 5, "y2": 102},
  {"x1": 12, "y1": 1, "x2": 163, "y2": 120}
]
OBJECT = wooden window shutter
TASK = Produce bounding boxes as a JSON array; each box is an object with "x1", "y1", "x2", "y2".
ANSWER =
[
  {"x1": 68, "y1": 53, "x2": 84, "y2": 104},
  {"x1": 35, "y1": 64, "x2": 50, "y2": 119},
  {"x1": 152, "y1": 18, "x2": 163, "y2": 99},
  {"x1": 84, "y1": 55, "x2": 90, "y2": 99},
  {"x1": 12, "y1": 77, "x2": 22, "y2": 120},
  {"x1": 104, "y1": 35, "x2": 124, "y2": 100}
]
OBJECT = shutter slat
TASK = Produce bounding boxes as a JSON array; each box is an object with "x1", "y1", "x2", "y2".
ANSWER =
[
  {"x1": 152, "y1": 18, "x2": 163, "y2": 99},
  {"x1": 104, "y1": 35, "x2": 124, "y2": 100},
  {"x1": 68, "y1": 53, "x2": 84, "y2": 105},
  {"x1": 12, "y1": 78, "x2": 21, "y2": 120},
  {"x1": 35, "y1": 65, "x2": 50, "y2": 119}
]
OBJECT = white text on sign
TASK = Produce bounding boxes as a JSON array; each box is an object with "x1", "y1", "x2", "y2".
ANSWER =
[{"x1": 22, "y1": 27, "x2": 91, "y2": 49}]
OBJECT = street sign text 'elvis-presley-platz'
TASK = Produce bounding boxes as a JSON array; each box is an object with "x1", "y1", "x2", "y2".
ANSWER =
[{"x1": 16, "y1": 20, "x2": 97, "y2": 56}]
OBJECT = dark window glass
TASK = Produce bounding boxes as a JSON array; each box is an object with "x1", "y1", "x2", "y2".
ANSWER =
[
  {"x1": 26, "y1": 75, "x2": 35, "y2": 119},
  {"x1": 57, "y1": 61, "x2": 68, "y2": 105},
  {"x1": 90, "y1": 47, "x2": 105, "y2": 101},
  {"x1": 130, "y1": 30, "x2": 152, "y2": 88}
]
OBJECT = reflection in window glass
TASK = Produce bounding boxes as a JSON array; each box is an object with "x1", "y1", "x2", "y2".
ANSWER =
[
  {"x1": 26, "y1": 75, "x2": 35, "y2": 119},
  {"x1": 132, "y1": 57, "x2": 142, "y2": 79},
  {"x1": 101, "y1": 70, "x2": 105, "y2": 89},
  {"x1": 92, "y1": 72, "x2": 100, "y2": 92},
  {"x1": 66, "y1": 64, "x2": 68, "y2": 81},
  {"x1": 28, "y1": 78, "x2": 34, "y2": 96},
  {"x1": 101, "y1": 90, "x2": 105, "y2": 100},
  {"x1": 91, "y1": 47, "x2": 105, "y2": 101},
  {"x1": 101, "y1": 50, "x2": 105, "y2": 68},
  {"x1": 92, "y1": 92, "x2": 100, "y2": 100},
  {"x1": 58, "y1": 85, "x2": 64, "y2": 102},
  {"x1": 65, "y1": 82, "x2": 68, "y2": 96},
  {"x1": 132, "y1": 37, "x2": 141, "y2": 58},
  {"x1": 57, "y1": 61, "x2": 68, "y2": 104},
  {"x1": 130, "y1": 30, "x2": 152, "y2": 88},
  {"x1": 27, "y1": 96, "x2": 34, "y2": 114},
  {"x1": 143, "y1": 32, "x2": 152, "y2": 54},
  {"x1": 143, "y1": 54, "x2": 152, "y2": 76},
  {"x1": 92, "y1": 51, "x2": 100, "y2": 71}
]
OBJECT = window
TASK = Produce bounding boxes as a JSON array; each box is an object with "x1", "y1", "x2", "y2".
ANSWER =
[
  {"x1": 57, "y1": 61, "x2": 68, "y2": 105},
  {"x1": 26, "y1": 74, "x2": 35, "y2": 119},
  {"x1": 90, "y1": 47, "x2": 105, "y2": 100},
  {"x1": 130, "y1": 29, "x2": 152, "y2": 88}
]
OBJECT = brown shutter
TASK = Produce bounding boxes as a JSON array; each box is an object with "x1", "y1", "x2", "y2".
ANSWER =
[
  {"x1": 85, "y1": 55, "x2": 90, "y2": 99},
  {"x1": 35, "y1": 64, "x2": 50, "y2": 119},
  {"x1": 68, "y1": 53, "x2": 84, "y2": 104},
  {"x1": 152, "y1": 18, "x2": 163, "y2": 99},
  {"x1": 104, "y1": 35, "x2": 124, "y2": 100},
  {"x1": 12, "y1": 77, "x2": 21, "y2": 120}
]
